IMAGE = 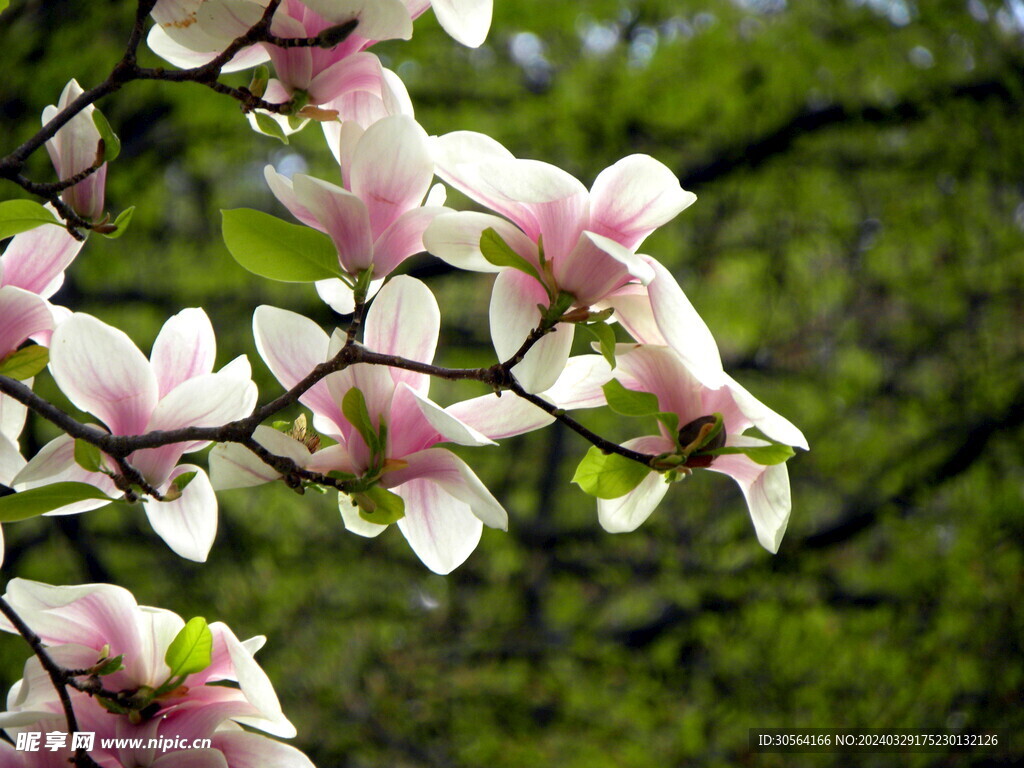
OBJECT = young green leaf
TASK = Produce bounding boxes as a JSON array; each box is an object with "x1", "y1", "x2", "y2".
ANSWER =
[
  {"x1": 479, "y1": 228, "x2": 543, "y2": 285},
  {"x1": 253, "y1": 112, "x2": 290, "y2": 144},
  {"x1": 221, "y1": 208, "x2": 343, "y2": 282},
  {"x1": 0, "y1": 200, "x2": 61, "y2": 239},
  {"x1": 0, "y1": 345, "x2": 49, "y2": 380},
  {"x1": 582, "y1": 322, "x2": 617, "y2": 368},
  {"x1": 572, "y1": 446, "x2": 652, "y2": 499},
  {"x1": 0, "y1": 482, "x2": 113, "y2": 522},
  {"x1": 355, "y1": 486, "x2": 405, "y2": 525},
  {"x1": 702, "y1": 442, "x2": 795, "y2": 466},
  {"x1": 73, "y1": 439, "x2": 103, "y2": 473},
  {"x1": 92, "y1": 654, "x2": 125, "y2": 676},
  {"x1": 655, "y1": 411, "x2": 680, "y2": 437},
  {"x1": 91, "y1": 109, "x2": 120, "y2": 163},
  {"x1": 99, "y1": 206, "x2": 134, "y2": 239},
  {"x1": 602, "y1": 379, "x2": 661, "y2": 418},
  {"x1": 341, "y1": 388, "x2": 380, "y2": 455},
  {"x1": 164, "y1": 617, "x2": 213, "y2": 679}
]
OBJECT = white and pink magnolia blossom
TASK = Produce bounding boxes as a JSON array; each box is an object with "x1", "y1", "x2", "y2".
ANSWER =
[
  {"x1": 595, "y1": 344, "x2": 807, "y2": 553},
  {"x1": 12, "y1": 309, "x2": 257, "y2": 562},
  {"x1": 211, "y1": 276, "x2": 507, "y2": 574},
  {"x1": 265, "y1": 114, "x2": 447, "y2": 312},
  {"x1": 41, "y1": 80, "x2": 107, "y2": 223},
  {"x1": 0, "y1": 579, "x2": 311, "y2": 768},
  {"x1": 424, "y1": 131, "x2": 695, "y2": 392}
]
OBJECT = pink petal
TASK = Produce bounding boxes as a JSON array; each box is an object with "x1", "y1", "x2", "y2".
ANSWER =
[
  {"x1": 0, "y1": 286, "x2": 53, "y2": 358},
  {"x1": 143, "y1": 465, "x2": 217, "y2": 562},
  {"x1": 601, "y1": 283, "x2": 666, "y2": 344},
  {"x1": 400, "y1": 383, "x2": 495, "y2": 447},
  {"x1": 0, "y1": 221, "x2": 83, "y2": 298},
  {"x1": 49, "y1": 313, "x2": 158, "y2": 436},
  {"x1": 12, "y1": 434, "x2": 119, "y2": 511},
  {"x1": 385, "y1": 448, "x2": 506, "y2": 529},
  {"x1": 300, "y1": 0, "x2": 413, "y2": 40},
  {"x1": 614, "y1": 344, "x2": 704, "y2": 423},
  {"x1": 253, "y1": 305, "x2": 342, "y2": 430},
  {"x1": 444, "y1": 393, "x2": 554, "y2": 439},
  {"x1": 350, "y1": 115, "x2": 434, "y2": 238},
  {"x1": 552, "y1": 231, "x2": 649, "y2": 306},
  {"x1": 263, "y1": 166, "x2": 323, "y2": 231},
  {"x1": 395, "y1": 478, "x2": 482, "y2": 574},
  {"x1": 707, "y1": 437, "x2": 792, "y2": 553},
  {"x1": 307, "y1": 51, "x2": 384, "y2": 106},
  {"x1": 151, "y1": 307, "x2": 216, "y2": 398},
  {"x1": 588, "y1": 154, "x2": 696, "y2": 250},
  {"x1": 292, "y1": 174, "x2": 374, "y2": 273},
  {"x1": 1, "y1": 579, "x2": 145, "y2": 661},
  {"x1": 489, "y1": 269, "x2": 574, "y2": 393},
  {"x1": 363, "y1": 275, "x2": 438, "y2": 392},
  {"x1": 371, "y1": 205, "x2": 448, "y2": 277}
]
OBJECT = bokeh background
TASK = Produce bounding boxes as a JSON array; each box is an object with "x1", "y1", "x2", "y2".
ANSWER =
[{"x1": 1, "y1": 0, "x2": 1023, "y2": 766}]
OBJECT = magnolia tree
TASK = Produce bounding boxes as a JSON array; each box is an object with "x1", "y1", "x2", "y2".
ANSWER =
[{"x1": 0, "y1": 1, "x2": 806, "y2": 766}]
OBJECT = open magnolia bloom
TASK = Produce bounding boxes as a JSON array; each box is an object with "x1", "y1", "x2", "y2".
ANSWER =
[
  {"x1": 265, "y1": 114, "x2": 448, "y2": 312},
  {"x1": 588, "y1": 344, "x2": 807, "y2": 553},
  {"x1": 211, "y1": 276, "x2": 507, "y2": 574},
  {"x1": 12, "y1": 309, "x2": 257, "y2": 562},
  {"x1": 41, "y1": 80, "x2": 107, "y2": 223},
  {"x1": 0, "y1": 579, "x2": 311, "y2": 768},
  {"x1": 424, "y1": 131, "x2": 696, "y2": 392}
]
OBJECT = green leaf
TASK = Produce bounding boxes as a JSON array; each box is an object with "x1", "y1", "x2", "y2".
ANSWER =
[
  {"x1": 0, "y1": 482, "x2": 113, "y2": 522},
  {"x1": 164, "y1": 617, "x2": 213, "y2": 679},
  {"x1": 602, "y1": 379, "x2": 661, "y2": 418},
  {"x1": 91, "y1": 108, "x2": 120, "y2": 163},
  {"x1": 572, "y1": 446, "x2": 652, "y2": 499},
  {"x1": 355, "y1": 486, "x2": 405, "y2": 525},
  {"x1": 479, "y1": 228, "x2": 543, "y2": 284},
  {"x1": 73, "y1": 439, "x2": 103, "y2": 473},
  {"x1": 99, "y1": 206, "x2": 134, "y2": 239},
  {"x1": 0, "y1": 345, "x2": 48, "y2": 380},
  {"x1": 249, "y1": 64, "x2": 270, "y2": 98},
  {"x1": 582, "y1": 322, "x2": 617, "y2": 368},
  {"x1": 92, "y1": 654, "x2": 124, "y2": 676},
  {"x1": 341, "y1": 388, "x2": 379, "y2": 455},
  {"x1": 703, "y1": 442, "x2": 795, "y2": 466},
  {"x1": 253, "y1": 112, "x2": 289, "y2": 144},
  {"x1": 0, "y1": 1, "x2": 9, "y2": 15},
  {"x1": 0, "y1": 199, "x2": 61, "y2": 239},
  {"x1": 172, "y1": 471, "x2": 197, "y2": 493},
  {"x1": 221, "y1": 208, "x2": 343, "y2": 282},
  {"x1": 656, "y1": 411, "x2": 679, "y2": 436}
]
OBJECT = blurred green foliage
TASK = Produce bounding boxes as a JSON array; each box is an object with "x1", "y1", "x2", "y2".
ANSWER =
[{"x1": 1, "y1": 0, "x2": 1023, "y2": 766}]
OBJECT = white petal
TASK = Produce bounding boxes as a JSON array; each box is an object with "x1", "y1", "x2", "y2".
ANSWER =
[
  {"x1": 211, "y1": 732, "x2": 316, "y2": 768},
  {"x1": 300, "y1": 0, "x2": 413, "y2": 40},
  {"x1": 707, "y1": 437, "x2": 792, "y2": 553},
  {"x1": 209, "y1": 426, "x2": 312, "y2": 490},
  {"x1": 146, "y1": 24, "x2": 268, "y2": 72},
  {"x1": 143, "y1": 466, "x2": 217, "y2": 562},
  {"x1": 422, "y1": 211, "x2": 533, "y2": 273},
  {"x1": 489, "y1": 270, "x2": 574, "y2": 393},
  {"x1": 224, "y1": 630, "x2": 296, "y2": 737},
  {"x1": 401, "y1": 384, "x2": 495, "y2": 446},
  {"x1": 431, "y1": 0, "x2": 493, "y2": 47},
  {"x1": 597, "y1": 469, "x2": 671, "y2": 533},
  {"x1": 396, "y1": 479, "x2": 482, "y2": 574},
  {"x1": 542, "y1": 354, "x2": 614, "y2": 410},
  {"x1": 723, "y1": 374, "x2": 809, "y2": 450},
  {"x1": 338, "y1": 492, "x2": 388, "y2": 538},
  {"x1": 151, "y1": 307, "x2": 217, "y2": 398}
]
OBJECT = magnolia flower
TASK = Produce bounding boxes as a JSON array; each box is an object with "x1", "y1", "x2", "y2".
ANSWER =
[
  {"x1": 424, "y1": 131, "x2": 695, "y2": 392},
  {"x1": 12, "y1": 309, "x2": 257, "y2": 562},
  {"x1": 211, "y1": 276, "x2": 506, "y2": 574},
  {"x1": 595, "y1": 344, "x2": 807, "y2": 553},
  {"x1": 41, "y1": 80, "x2": 107, "y2": 223},
  {"x1": 265, "y1": 115, "x2": 447, "y2": 312},
  {"x1": 0, "y1": 579, "x2": 311, "y2": 768}
]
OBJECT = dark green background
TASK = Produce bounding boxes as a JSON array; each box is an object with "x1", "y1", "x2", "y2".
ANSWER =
[{"x1": 1, "y1": 1, "x2": 1022, "y2": 766}]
